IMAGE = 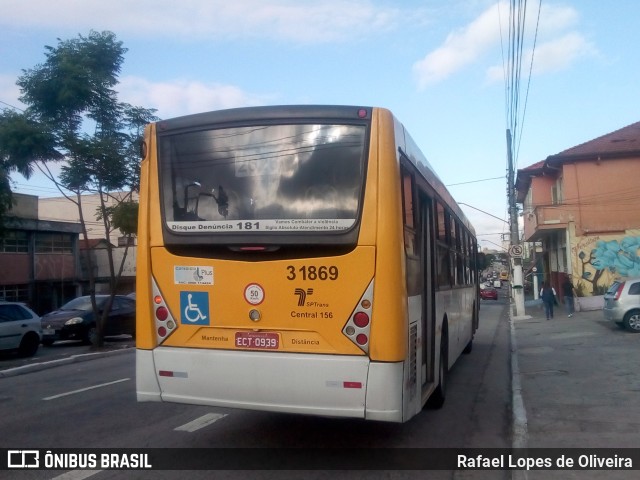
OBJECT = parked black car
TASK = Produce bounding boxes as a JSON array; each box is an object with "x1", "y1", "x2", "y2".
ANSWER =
[{"x1": 41, "y1": 295, "x2": 136, "y2": 345}]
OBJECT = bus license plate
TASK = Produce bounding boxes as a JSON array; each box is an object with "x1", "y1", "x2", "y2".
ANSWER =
[{"x1": 235, "y1": 332, "x2": 279, "y2": 350}]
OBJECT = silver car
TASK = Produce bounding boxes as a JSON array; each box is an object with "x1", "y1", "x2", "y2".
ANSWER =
[
  {"x1": 603, "y1": 278, "x2": 640, "y2": 332},
  {"x1": 0, "y1": 301, "x2": 42, "y2": 357}
]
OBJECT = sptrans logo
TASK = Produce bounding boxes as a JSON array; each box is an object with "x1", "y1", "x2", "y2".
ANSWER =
[{"x1": 294, "y1": 288, "x2": 314, "y2": 306}]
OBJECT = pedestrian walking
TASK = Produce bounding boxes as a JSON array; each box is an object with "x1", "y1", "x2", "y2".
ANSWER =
[
  {"x1": 562, "y1": 276, "x2": 576, "y2": 317},
  {"x1": 540, "y1": 282, "x2": 557, "y2": 320}
]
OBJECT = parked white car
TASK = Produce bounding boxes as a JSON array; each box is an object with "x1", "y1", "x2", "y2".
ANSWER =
[
  {"x1": 604, "y1": 278, "x2": 640, "y2": 332},
  {"x1": 0, "y1": 301, "x2": 42, "y2": 357}
]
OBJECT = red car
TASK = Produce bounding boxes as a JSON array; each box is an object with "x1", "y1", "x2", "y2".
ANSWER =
[{"x1": 480, "y1": 287, "x2": 498, "y2": 300}]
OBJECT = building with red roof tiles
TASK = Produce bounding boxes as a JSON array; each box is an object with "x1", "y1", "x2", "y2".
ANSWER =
[{"x1": 515, "y1": 121, "x2": 640, "y2": 300}]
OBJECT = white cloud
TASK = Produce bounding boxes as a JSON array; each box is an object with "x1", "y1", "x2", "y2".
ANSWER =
[
  {"x1": 413, "y1": 1, "x2": 589, "y2": 89},
  {"x1": 485, "y1": 31, "x2": 596, "y2": 84},
  {"x1": 0, "y1": 73, "x2": 271, "y2": 121},
  {"x1": 529, "y1": 32, "x2": 596, "y2": 75},
  {"x1": 413, "y1": 2, "x2": 503, "y2": 89},
  {"x1": 0, "y1": 0, "x2": 403, "y2": 44},
  {"x1": 118, "y1": 76, "x2": 273, "y2": 119},
  {"x1": 536, "y1": 4, "x2": 579, "y2": 35}
]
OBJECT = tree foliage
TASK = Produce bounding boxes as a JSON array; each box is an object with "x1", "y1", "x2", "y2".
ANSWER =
[
  {"x1": 0, "y1": 31, "x2": 158, "y2": 346},
  {"x1": 108, "y1": 201, "x2": 139, "y2": 236},
  {"x1": 0, "y1": 109, "x2": 63, "y2": 230},
  {"x1": 477, "y1": 252, "x2": 489, "y2": 271}
]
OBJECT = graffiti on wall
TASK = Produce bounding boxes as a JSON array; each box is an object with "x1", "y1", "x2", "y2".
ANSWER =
[{"x1": 572, "y1": 231, "x2": 640, "y2": 294}]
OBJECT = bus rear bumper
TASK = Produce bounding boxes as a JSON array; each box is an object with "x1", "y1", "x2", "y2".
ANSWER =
[
  {"x1": 136, "y1": 348, "x2": 404, "y2": 422},
  {"x1": 136, "y1": 349, "x2": 162, "y2": 403}
]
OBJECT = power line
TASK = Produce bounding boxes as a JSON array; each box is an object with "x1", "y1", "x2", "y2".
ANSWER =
[
  {"x1": 503, "y1": 0, "x2": 540, "y2": 317},
  {"x1": 12, "y1": 182, "x2": 59, "y2": 193},
  {"x1": 514, "y1": 0, "x2": 541, "y2": 171},
  {"x1": 446, "y1": 176, "x2": 504, "y2": 187},
  {"x1": 459, "y1": 202, "x2": 509, "y2": 224},
  {"x1": 503, "y1": 0, "x2": 541, "y2": 171},
  {"x1": 0, "y1": 99, "x2": 24, "y2": 112}
]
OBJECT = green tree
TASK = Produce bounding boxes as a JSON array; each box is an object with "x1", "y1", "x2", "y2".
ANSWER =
[
  {"x1": 0, "y1": 109, "x2": 62, "y2": 232},
  {"x1": 0, "y1": 31, "x2": 158, "y2": 346},
  {"x1": 477, "y1": 252, "x2": 489, "y2": 271}
]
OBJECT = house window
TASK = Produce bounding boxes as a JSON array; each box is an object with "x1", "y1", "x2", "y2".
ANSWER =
[
  {"x1": 551, "y1": 177, "x2": 563, "y2": 205},
  {"x1": 1, "y1": 231, "x2": 28, "y2": 253},
  {"x1": 524, "y1": 190, "x2": 533, "y2": 215},
  {"x1": 35, "y1": 233, "x2": 73, "y2": 253},
  {"x1": 0, "y1": 284, "x2": 29, "y2": 302}
]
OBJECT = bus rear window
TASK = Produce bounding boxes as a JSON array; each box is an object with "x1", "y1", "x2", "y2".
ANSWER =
[{"x1": 159, "y1": 123, "x2": 367, "y2": 234}]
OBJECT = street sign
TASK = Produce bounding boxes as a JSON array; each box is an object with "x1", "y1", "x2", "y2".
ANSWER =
[{"x1": 509, "y1": 244, "x2": 523, "y2": 258}]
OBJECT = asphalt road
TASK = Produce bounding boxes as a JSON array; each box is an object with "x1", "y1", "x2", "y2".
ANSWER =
[
  {"x1": 0, "y1": 335, "x2": 134, "y2": 372},
  {"x1": 1, "y1": 301, "x2": 511, "y2": 480}
]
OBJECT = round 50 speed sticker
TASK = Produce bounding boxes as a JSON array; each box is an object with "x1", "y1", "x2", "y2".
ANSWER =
[{"x1": 244, "y1": 283, "x2": 265, "y2": 305}]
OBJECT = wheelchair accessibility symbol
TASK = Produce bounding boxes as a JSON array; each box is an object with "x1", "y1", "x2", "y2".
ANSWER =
[{"x1": 179, "y1": 291, "x2": 210, "y2": 325}]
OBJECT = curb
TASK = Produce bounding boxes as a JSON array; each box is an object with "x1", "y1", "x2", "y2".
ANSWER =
[
  {"x1": 0, "y1": 346, "x2": 133, "y2": 378},
  {"x1": 511, "y1": 311, "x2": 531, "y2": 480},
  {"x1": 510, "y1": 314, "x2": 529, "y2": 449}
]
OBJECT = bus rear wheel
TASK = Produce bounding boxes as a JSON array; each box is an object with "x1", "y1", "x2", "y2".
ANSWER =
[{"x1": 427, "y1": 336, "x2": 448, "y2": 409}]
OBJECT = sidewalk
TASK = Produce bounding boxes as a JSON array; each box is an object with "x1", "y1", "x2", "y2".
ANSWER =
[
  {"x1": 0, "y1": 338, "x2": 133, "y2": 378},
  {"x1": 512, "y1": 301, "x2": 640, "y2": 450}
]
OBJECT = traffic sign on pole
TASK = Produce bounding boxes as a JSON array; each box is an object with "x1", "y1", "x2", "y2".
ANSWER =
[{"x1": 509, "y1": 244, "x2": 523, "y2": 258}]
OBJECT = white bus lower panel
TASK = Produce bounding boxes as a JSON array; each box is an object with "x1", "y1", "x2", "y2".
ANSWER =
[
  {"x1": 365, "y1": 361, "x2": 405, "y2": 422},
  {"x1": 139, "y1": 348, "x2": 396, "y2": 419}
]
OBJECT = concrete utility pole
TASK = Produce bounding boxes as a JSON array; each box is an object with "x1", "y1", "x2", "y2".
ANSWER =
[{"x1": 507, "y1": 129, "x2": 525, "y2": 317}]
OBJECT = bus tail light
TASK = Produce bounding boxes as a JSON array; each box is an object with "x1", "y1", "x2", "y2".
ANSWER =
[
  {"x1": 342, "y1": 280, "x2": 374, "y2": 354},
  {"x1": 353, "y1": 312, "x2": 369, "y2": 328},
  {"x1": 152, "y1": 277, "x2": 177, "y2": 344}
]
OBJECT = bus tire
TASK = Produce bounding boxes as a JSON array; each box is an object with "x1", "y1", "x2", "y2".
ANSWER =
[
  {"x1": 427, "y1": 334, "x2": 448, "y2": 409},
  {"x1": 463, "y1": 337, "x2": 473, "y2": 354}
]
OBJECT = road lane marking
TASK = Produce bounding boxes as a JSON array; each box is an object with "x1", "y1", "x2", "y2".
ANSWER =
[
  {"x1": 174, "y1": 413, "x2": 228, "y2": 432},
  {"x1": 50, "y1": 470, "x2": 102, "y2": 480},
  {"x1": 43, "y1": 378, "x2": 130, "y2": 401}
]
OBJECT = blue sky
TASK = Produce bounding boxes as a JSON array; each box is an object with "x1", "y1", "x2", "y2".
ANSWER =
[{"x1": 1, "y1": 0, "x2": 638, "y2": 249}]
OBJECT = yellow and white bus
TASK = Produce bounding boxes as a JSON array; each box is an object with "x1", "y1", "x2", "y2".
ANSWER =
[{"x1": 136, "y1": 105, "x2": 479, "y2": 423}]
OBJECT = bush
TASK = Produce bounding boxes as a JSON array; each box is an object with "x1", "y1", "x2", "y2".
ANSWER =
[{"x1": 594, "y1": 284, "x2": 608, "y2": 295}]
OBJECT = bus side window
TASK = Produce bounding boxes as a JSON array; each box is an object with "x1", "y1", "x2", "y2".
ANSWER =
[
  {"x1": 402, "y1": 170, "x2": 415, "y2": 228},
  {"x1": 435, "y1": 201, "x2": 451, "y2": 288},
  {"x1": 402, "y1": 168, "x2": 421, "y2": 296},
  {"x1": 456, "y1": 221, "x2": 465, "y2": 285},
  {"x1": 402, "y1": 169, "x2": 416, "y2": 256}
]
